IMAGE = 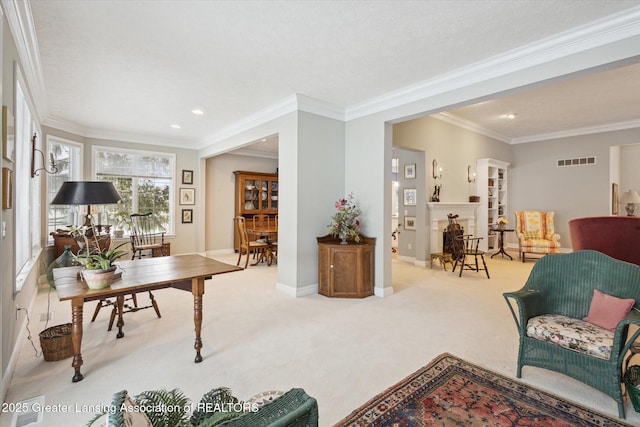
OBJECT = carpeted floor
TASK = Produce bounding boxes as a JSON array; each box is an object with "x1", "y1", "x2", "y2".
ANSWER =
[
  {"x1": 335, "y1": 353, "x2": 633, "y2": 427},
  {"x1": 2, "y1": 251, "x2": 640, "y2": 426}
]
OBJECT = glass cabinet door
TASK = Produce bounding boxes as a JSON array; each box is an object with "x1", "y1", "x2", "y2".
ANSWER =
[
  {"x1": 271, "y1": 180, "x2": 278, "y2": 210},
  {"x1": 242, "y1": 179, "x2": 260, "y2": 211}
]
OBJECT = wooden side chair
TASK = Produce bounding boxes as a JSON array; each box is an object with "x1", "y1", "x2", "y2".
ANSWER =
[
  {"x1": 447, "y1": 214, "x2": 490, "y2": 278},
  {"x1": 92, "y1": 212, "x2": 164, "y2": 330},
  {"x1": 129, "y1": 212, "x2": 166, "y2": 259},
  {"x1": 234, "y1": 216, "x2": 269, "y2": 269}
]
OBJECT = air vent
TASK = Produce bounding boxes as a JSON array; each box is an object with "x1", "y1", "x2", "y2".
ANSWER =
[{"x1": 557, "y1": 157, "x2": 596, "y2": 167}]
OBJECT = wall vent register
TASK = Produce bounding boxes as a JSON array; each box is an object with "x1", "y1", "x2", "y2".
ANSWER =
[{"x1": 557, "y1": 157, "x2": 596, "y2": 167}]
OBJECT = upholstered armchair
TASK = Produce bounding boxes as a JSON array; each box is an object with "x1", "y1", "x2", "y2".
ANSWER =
[{"x1": 514, "y1": 211, "x2": 561, "y2": 262}]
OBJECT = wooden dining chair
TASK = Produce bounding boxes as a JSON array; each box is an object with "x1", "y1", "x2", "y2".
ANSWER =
[{"x1": 234, "y1": 216, "x2": 269, "y2": 269}]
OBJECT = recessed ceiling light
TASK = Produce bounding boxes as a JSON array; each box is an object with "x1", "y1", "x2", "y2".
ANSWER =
[
  {"x1": 503, "y1": 113, "x2": 517, "y2": 119},
  {"x1": 192, "y1": 109, "x2": 204, "y2": 115},
  {"x1": 171, "y1": 124, "x2": 181, "y2": 129}
]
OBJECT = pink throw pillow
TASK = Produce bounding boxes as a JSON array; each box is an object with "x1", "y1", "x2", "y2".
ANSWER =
[{"x1": 583, "y1": 289, "x2": 635, "y2": 332}]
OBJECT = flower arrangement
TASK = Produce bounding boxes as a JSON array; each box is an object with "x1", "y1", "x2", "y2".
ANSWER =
[
  {"x1": 496, "y1": 217, "x2": 509, "y2": 227},
  {"x1": 328, "y1": 193, "x2": 361, "y2": 243}
]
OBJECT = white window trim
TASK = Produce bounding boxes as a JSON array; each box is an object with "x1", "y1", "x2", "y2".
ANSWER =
[
  {"x1": 46, "y1": 135, "x2": 84, "y2": 243},
  {"x1": 92, "y1": 145, "x2": 176, "y2": 235}
]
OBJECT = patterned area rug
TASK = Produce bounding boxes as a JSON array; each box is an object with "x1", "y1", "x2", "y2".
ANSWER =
[{"x1": 335, "y1": 353, "x2": 632, "y2": 427}]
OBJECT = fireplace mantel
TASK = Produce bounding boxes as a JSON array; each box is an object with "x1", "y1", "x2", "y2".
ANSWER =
[{"x1": 427, "y1": 202, "x2": 480, "y2": 253}]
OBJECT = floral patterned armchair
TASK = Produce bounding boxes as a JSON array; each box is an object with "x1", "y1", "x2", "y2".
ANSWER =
[{"x1": 514, "y1": 211, "x2": 561, "y2": 262}]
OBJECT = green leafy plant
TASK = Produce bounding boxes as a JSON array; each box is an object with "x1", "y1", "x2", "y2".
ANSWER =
[
  {"x1": 111, "y1": 199, "x2": 133, "y2": 232},
  {"x1": 86, "y1": 387, "x2": 244, "y2": 427},
  {"x1": 70, "y1": 218, "x2": 128, "y2": 270}
]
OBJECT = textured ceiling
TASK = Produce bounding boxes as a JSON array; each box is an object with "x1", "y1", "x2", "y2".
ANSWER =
[{"x1": 28, "y1": 0, "x2": 640, "y2": 152}]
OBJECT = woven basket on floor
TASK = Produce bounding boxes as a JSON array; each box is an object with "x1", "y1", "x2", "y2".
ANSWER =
[
  {"x1": 624, "y1": 365, "x2": 640, "y2": 413},
  {"x1": 39, "y1": 323, "x2": 74, "y2": 362}
]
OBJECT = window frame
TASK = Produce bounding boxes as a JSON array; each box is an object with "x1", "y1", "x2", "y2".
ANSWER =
[
  {"x1": 46, "y1": 135, "x2": 84, "y2": 243},
  {"x1": 92, "y1": 145, "x2": 176, "y2": 236}
]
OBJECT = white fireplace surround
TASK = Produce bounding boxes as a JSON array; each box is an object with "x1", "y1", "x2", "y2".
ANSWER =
[{"x1": 427, "y1": 202, "x2": 480, "y2": 253}]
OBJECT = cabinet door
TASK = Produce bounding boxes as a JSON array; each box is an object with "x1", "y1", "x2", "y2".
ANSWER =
[
  {"x1": 241, "y1": 178, "x2": 260, "y2": 212},
  {"x1": 270, "y1": 180, "x2": 278, "y2": 211},
  {"x1": 330, "y1": 248, "x2": 359, "y2": 296}
]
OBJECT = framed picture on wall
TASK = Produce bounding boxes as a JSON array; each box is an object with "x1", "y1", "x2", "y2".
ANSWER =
[
  {"x1": 612, "y1": 183, "x2": 619, "y2": 215},
  {"x1": 182, "y1": 169, "x2": 193, "y2": 185},
  {"x1": 403, "y1": 188, "x2": 416, "y2": 206},
  {"x1": 179, "y1": 188, "x2": 196, "y2": 205},
  {"x1": 182, "y1": 209, "x2": 193, "y2": 224},
  {"x1": 404, "y1": 163, "x2": 416, "y2": 179},
  {"x1": 404, "y1": 216, "x2": 416, "y2": 230}
]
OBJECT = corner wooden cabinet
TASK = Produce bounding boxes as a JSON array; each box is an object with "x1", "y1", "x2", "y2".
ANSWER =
[
  {"x1": 234, "y1": 171, "x2": 278, "y2": 248},
  {"x1": 317, "y1": 235, "x2": 375, "y2": 298}
]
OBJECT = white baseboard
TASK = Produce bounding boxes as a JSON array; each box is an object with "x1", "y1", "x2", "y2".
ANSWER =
[
  {"x1": 276, "y1": 282, "x2": 317, "y2": 297},
  {"x1": 374, "y1": 286, "x2": 394, "y2": 297}
]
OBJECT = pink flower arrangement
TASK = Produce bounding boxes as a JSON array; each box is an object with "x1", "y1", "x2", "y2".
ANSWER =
[{"x1": 328, "y1": 193, "x2": 361, "y2": 242}]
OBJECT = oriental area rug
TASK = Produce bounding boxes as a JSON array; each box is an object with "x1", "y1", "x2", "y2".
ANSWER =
[{"x1": 335, "y1": 353, "x2": 632, "y2": 427}]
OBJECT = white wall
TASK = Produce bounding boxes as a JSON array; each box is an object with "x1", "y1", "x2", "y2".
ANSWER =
[
  {"x1": 204, "y1": 153, "x2": 278, "y2": 252},
  {"x1": 510, "y1": 128, "x2": 640, "y2": 246},
  {"x1": 620, "y1": 144, "x2": 640, "y2": 197}
]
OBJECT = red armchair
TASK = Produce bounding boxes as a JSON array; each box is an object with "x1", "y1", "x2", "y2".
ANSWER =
[{"x1": 568, "y1": 216, "x2": 640, "y2": 265}]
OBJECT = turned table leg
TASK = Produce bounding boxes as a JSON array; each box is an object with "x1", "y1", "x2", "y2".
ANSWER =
[
  {"x1": 192, "y1": 277, "x2": 205, "y2": 363},
  {"x1": 116, "y1": 295, "x2": 125, "y2": 338},
  {"x1": 71, "y1": 297, "x2": 85, "y2": 382}
]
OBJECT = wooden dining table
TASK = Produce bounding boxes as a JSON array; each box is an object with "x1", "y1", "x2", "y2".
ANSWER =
[
  {"x1": 247, "y1": 227, "x2": 278, "y2": 266},
  {"x1": 54, "y1": 254, "x2": 242, "y2": 382}
]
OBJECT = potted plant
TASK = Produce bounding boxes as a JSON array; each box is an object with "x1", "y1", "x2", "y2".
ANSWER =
[
  {"x1": 70, "y1": 220, "x2": 129, "y2": 289},
  {"x1": 327, "y1": 193, "x2": 362, "y2": 244}
]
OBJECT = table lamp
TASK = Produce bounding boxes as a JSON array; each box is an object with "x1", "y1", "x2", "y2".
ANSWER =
[
  {"x1": 51, "y1": 181, "x2": 122, "y2": 227},
  {"x1": 620, "y1": 190, "x2": 640, "y2": 216}
]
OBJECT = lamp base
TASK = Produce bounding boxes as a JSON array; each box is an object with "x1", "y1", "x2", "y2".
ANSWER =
[{"x1": 625, "y1": 203, "x2": 636, "y2": 216}]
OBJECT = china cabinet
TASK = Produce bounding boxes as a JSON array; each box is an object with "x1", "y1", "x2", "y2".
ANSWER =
[
  {"x1": 476, "y1": 158, "x2": 509, "y2": 252},
  {"x1": 234, "y1": 171, "x2": 278, "y2": 247},
  {"x1": 317, "y1": 235, "x2": 375, "y2": 298}
]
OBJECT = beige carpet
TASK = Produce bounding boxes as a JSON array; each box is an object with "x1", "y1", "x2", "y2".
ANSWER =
[{"x1": 2, "y1": 251, "x2": 639, "y2": 427}]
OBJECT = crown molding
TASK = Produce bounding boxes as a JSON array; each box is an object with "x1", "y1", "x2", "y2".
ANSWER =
[
  {"x1": 345, "y1": 6, "x2": 640, "y2": 121},
  {"x1": 432, "y1": 112, "x2": 511, "y2": 143},
  {"x1": 228, "y1": 149, "x2": 278, "y2": 160},
  {"x1": 511, "y1": 119, "x2": 640, "y2": 144},
  {"x1": 2, "y1": 0, "x2": 47, "y2": 119}
]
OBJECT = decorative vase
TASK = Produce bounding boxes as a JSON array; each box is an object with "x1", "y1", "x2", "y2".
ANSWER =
[
  {"x1": 81, "y1": 266, "x2": 117, "y2": 290},
  {"x1": 340, "y1": 235, "x2": 348, "y2": 245},
  {"x1": 47, "y1": 245, "x2": 77, "y2": 289},
  {"x1": 497, "y1": 224, "x2": 505, "y2": 231}
]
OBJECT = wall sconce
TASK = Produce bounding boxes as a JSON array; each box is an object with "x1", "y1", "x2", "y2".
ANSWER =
[
  {"x1": 31, "y1": 133, "x2": 58, "y2": 177},
  {"x1": 467, "y1": 165, "x2": 476, "y2": 183},
  {"x1": 432, "y1": 159, "x2": 442, "y2": 180}
]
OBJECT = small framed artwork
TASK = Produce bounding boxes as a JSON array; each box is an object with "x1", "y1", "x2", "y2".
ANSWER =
[
  {"x1": 182, "y1": 169, "x2": 193, "y2": 185},
  {"x1": 404, "y1": 163, "x2": 416, "y2": 179},
  {"x1": 182, "y1": 209, "x2": 193, "y2": 224},
  {"x1": 404, "y1": 216, "x2": 416, "y2": 230},
  {"x1": 2, "y1": 106, "x2": 15, "y2": 162},
  {"x1": 612, "y1": 183, "x2": 619, "y2": 215},
  {"x1": 179, "y1": 188, "x2": 196, "y2": 205},
  {"x1": 2, "y1": 167, "x2": 13, "y2": 210},
  {"x1": 403, "y1": 188, "x2": 416, "y2": 206}
]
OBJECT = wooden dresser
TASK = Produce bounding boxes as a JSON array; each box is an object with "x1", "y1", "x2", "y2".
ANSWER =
[{"x1": 317, "y1": 235, "x2": 375, "y2": 298}]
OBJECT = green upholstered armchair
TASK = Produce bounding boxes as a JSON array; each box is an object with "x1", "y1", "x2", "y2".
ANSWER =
[{"x1": 504, "y1": 250, "x2": 640, "y2": 419}]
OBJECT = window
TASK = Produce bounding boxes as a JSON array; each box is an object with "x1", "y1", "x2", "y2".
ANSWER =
[
  {"x1": 15, "y1": 76, "x2": 41, "y2": 289},
  {"x1": 93, "y1": 146, "x2": 175, "y2": 234},
  {"x1": 47, "y1": 137, "x2": 83, "y2": 239}
]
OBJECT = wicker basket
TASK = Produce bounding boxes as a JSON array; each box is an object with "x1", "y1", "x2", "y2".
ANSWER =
[
  {"x1": 39, "y1": 323, "x2": 74, "y2": 362},
  {"x1": 624, "y1": 365, "x2": 640, "y2": 413}
]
